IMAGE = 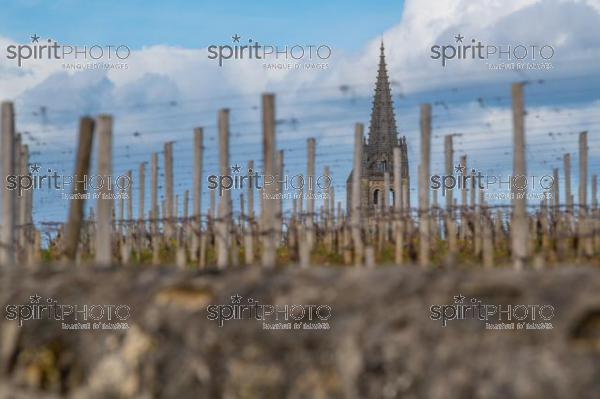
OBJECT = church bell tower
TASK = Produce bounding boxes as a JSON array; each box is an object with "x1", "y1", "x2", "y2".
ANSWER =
[{"x1": 346, "y1": 41, "x2": 410, "y2": 211}]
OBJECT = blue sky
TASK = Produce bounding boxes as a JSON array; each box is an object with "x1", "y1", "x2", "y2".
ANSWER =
[
  {"x1": 0, "y1": 0, "x2": 404, "y2": 51},
  {"x1": 1, "y1": 0, "x2": 599, "y2": 223}
]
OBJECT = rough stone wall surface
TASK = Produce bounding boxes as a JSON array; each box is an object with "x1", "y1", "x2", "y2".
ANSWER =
[{"x1": 0, "y1": 266, "x2": 599, "y2": 399}]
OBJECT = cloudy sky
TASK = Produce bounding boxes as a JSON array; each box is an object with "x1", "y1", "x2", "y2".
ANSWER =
[{"x1": 0, "y1": 0, "x2": 599, "y2": 221}]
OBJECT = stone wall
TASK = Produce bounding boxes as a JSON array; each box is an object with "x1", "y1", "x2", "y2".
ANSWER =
[{"x1": 0, "y1": 266, "x2": 599, "y2": 398}]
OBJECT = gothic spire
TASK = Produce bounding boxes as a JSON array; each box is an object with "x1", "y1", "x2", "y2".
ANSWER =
[{"x1": 367, "y1": 41, "x2": 398, "y2": 150}]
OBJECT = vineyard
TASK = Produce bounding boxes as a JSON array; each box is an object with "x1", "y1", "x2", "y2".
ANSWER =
[{"x1": 0, "y1": 82, "x2": 597, "y2": 269}]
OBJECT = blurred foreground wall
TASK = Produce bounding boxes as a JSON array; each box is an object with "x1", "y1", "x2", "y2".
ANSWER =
[{"x1": 0, "y1": 266, "x2": 599, "y2": 398}]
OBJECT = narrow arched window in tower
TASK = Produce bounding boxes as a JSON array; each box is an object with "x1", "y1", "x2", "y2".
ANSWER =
[
  {"x1": 390, "y1": 189, "x2": 395, "y2": 206},
  {"x1": 373, "y1": 189, "x2": 380, "y2": 205}
]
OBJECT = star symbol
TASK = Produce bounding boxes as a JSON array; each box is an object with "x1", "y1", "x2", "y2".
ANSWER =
[
  {"x1": 232, "y1": 164, "x2": 241, "y2": 173},
  {"x1": 455, "y1": 34, "x2": 464, "y2": 43},
  {"x1": 31, "y1": 34, "x2": 40, "y2": 43},
  {"x1": 230, "y1": 294, "x2": 242, "y2": 304},
  {"x1": 29, "y1": 294, "x2": 41, "y2": 304},
  {"x1": 454, "y1": 164, "x2": 465, "y2": 174},
  {"x1": 453, "y1": 294, "x2": 465, "y2": 304},
  {"x1": 30, "y1": 163, "x2": 40, "y2": 173},
  {"x1": 232, "y1": 34, "x2": 241, "y2": 43}
]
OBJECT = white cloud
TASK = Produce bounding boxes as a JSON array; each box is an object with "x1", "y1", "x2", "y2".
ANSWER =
[
  {"x1": 369, "y1": 0, "x2": 600, "y2": 93},
  {"x1": 1, "y1": 0, "x2": 599, "y2": 111},
  {"x1": 0, "y1": 0, "x2": 598, "y2": 203}
]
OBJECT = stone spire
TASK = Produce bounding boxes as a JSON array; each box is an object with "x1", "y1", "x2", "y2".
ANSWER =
[
  {"x1": 367, "y1": 41, "x2": 398, "y2": 151},
  {"x1": 346, "y1": 41, "x2": 409, "y2": 210}
]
